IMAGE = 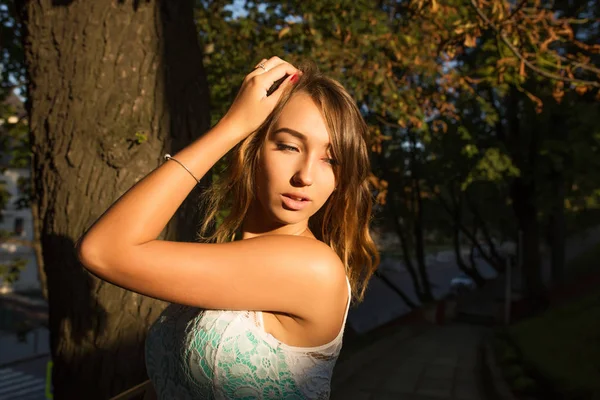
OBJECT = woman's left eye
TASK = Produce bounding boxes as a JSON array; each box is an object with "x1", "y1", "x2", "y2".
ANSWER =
[
  {"x1": 276, "y1": 143, "x2": 299, "y2": 152},
  {"x1": 324, "y1": 158, "x2": 338, "y2": 166}
]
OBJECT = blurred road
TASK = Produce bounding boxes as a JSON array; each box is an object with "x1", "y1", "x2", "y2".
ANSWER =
[
  {"x1": 348, "y1": 254, "x2": 498, "y2": 333},
  {"x1": 349, "y1": 224, "x2": 600, "y2": 334}
]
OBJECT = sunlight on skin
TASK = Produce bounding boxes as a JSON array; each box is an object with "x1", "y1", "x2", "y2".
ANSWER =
[{"x1": 243, "y1": 92, "x2": 337, "y2": 240}]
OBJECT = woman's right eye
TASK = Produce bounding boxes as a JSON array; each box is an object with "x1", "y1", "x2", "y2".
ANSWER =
[{"x1": 276, "y1": 143, "x2": 299, "y2": 152}]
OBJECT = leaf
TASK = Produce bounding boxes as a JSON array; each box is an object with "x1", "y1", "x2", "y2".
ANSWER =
[
  {"x1": 432, "y1": 119, "x2": 448, "y2": 133},
  {"x1": 552, "y1": 81, "x2": 565, "y2": 103},
  {"x1": 464, "y1": 34, "x2": 477, "y2": 48},
  {"x1": 525, "y1": 91, "x2": 543, "y2": 114},
  {"x1": 575, "y1": 85, "x2": 588, "y2": 96},
  {"x1": 278, "y1": 26, "x2": 291, "y2": 39},
  {"x1": 461, "y1": 143, "x2": 478, "y2": 158},
  {"x1": 204, "y1": 43, "x2": 215, "y2": 55},
  {"x1": 134, "y1": 131, "x2": 148, "y2": 144},
  {"x1": 462, "y1": 148, "x2": 520, "y2": 190},
  {"x1": 519, "y1": 60, "x2": 525, "y2": 77}
]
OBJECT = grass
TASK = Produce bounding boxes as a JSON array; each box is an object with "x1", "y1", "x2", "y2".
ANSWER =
[
  {"x1": 508, "y1": 289, "x2": 600, "y2": 398},
  {"x1": 495, "y1": 242, "x2": 600, "y2": 399}
]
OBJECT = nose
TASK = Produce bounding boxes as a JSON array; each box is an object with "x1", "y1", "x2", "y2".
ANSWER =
[{"x1": 291, "y1": 157, "x2": 314, "y2": 187}]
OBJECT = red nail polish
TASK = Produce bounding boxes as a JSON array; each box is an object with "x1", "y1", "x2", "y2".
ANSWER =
[{"x1": 290, "y1": 74, "x2": 298, "y2": 83}]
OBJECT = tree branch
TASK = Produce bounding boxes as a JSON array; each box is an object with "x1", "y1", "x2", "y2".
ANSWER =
[
  {"x1": 436, "y1": 190, "x2": 503, "y2": 272},
  {"x1": 376, "y1": 139, "x2": 426, "y2": 302},
  {"x1": 469, "y1": 0, "x2": 600, "y2": 88},
  {"x1": 502, "y1": 0, "x2": 528, "y2": 24},
  {"x1": 374, "y1": 270, "x2": 418, "y2": 309},
  {"x1": 375, "y1": 112, "x2": 404, "y2": 130},
  {"x1": 465, "y1": 190, "x2": 505, "y2": 266},
  {"x1": 555, "y1": 54, "x2": 600, "y2": 76}
]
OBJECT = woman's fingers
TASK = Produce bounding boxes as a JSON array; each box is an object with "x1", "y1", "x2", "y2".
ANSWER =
[
  {"x1": 247, "y1": 56, "x2": 283, "y2": 80},
  {"x1": 260, "y1": 61, "x2": 298, "y2": 85},
  {"x1": 260, "y1": 64, "x2": 300, "y2": 100},
  {"x1": 220, "y1": 56, "x2": 300, "y2": 137},
  {"x1": 260, "y1": 56, "x2": 285, "y2": 71},
  {"x1": 254, "y1": 58, "x2": 268, "y2": 69},
  {"x1": 245, "y1": 57, "x2": 299, "y2": 98},
  {"x1": 251, "y1": 62, "x2": 299, "y2": 99}
]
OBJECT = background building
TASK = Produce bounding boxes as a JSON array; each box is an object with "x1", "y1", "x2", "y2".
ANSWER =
[{"x1": 0, "y1": 92, "x2": 40, "y2": 294}]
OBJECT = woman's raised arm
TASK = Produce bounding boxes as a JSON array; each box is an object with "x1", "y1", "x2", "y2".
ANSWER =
[
  {"x1": 75, "y1": 57, "x2": 347, "y2": 320},
  {"x1": 77, "y1": 57, "x2": 298, "y2": 257}
]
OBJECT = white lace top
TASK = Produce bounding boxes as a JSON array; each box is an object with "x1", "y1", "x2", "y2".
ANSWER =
[{"x1": 145, "y1": 276, "x2": 351, "y2": 399}]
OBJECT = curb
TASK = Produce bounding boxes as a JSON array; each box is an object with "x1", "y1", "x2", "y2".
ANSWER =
[
  {"x1": 0, "y1": 293, "x2": 48, "y2": 308},
  {"x1": 0, "y1": 352, "x2": 50, "y2": 369},
  {"x1": 480, "y1": 336, "x2": 518, "y2": 400}
]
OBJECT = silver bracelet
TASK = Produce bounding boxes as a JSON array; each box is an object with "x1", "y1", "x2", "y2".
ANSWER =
[{"x1": 164, "y1": 154, "x2": 200, "y2": 184}]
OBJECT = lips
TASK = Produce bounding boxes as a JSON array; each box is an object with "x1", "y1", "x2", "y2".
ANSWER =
[
  {"x1": 282, "y1": 193, "x2": 310, "y2": 201},
  {"x1": 281, "y1": 193, "x2": 311, "y2": 211}
]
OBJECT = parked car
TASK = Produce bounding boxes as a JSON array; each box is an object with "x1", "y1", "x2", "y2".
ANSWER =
[{"x1": 449, "y1": 273, "x2": 476, "y2": 295}]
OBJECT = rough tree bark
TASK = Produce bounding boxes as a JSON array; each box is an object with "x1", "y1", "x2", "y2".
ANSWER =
[{"x1": 16, "y1": 1, "x2": 210, "y2": 398}]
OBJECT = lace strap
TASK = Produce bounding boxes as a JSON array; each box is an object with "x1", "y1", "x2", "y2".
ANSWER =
[{"x1": 340, "y1": 276, "x2": 352, "y2": 333}]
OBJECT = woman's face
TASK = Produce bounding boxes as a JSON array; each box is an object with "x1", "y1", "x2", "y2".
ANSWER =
[{"x1": 254, "y1": 92, "x2": 337, "y2": 228}]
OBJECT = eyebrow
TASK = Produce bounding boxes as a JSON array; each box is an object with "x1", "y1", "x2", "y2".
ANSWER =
[
  {"x1": 272, "y1": 128, "x2": 308, "y2": 141},
  {"x1": 272, "y1": 128, "x2": 331, "y2": 149}
]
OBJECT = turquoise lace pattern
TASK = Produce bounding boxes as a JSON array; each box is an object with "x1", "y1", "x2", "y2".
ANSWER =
[{"x1": 145, "y1": 279, "x2": 350, "y2": 399}]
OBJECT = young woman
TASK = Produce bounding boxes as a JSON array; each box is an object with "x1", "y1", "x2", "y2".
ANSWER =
[{"x1": 78, "y1": 56, "x2": 379, "y2": 399}]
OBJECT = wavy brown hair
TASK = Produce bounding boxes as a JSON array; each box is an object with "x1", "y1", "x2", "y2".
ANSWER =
[{"x1": 198, "y1": 62, "x2": 379, "y2": 303}]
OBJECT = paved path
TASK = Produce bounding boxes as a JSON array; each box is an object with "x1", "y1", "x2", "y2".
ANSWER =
[
  {"x1": 0, "y1": 363, "x2": 47, "y2": 399},
  {"x1": 331, "y1": 323, "x2": 488, "y2": 400},
  {"x1": 331, "y1": 225, "x2": 600, "y2": 400}
]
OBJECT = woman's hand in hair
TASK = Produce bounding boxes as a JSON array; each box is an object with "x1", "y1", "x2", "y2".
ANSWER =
[{"x1": 219, "y1": 56, "x2": 300, "y2": 139}]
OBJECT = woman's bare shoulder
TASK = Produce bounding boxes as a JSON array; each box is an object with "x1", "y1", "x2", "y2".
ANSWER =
[{"x1": 80, "y1": 233, "x2": 346, "y2": 318}]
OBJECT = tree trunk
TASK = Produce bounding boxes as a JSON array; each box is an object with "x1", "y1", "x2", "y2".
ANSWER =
[
  {"x1": 412, "y1": 175, "x2": 433, "y2": 302},
  {"x1": 547, "y1": 111, "x2": 567, "y2": 285},
  {"x1": 511, "y1": 178, "x2": 544, "y2": 303},
  {"x1": 17, "y1": 1, "x2": 210, "y2": 398},
  {"x1": 377, "y1": 141, "x2": 426, "y2": 303},
  {"x1": 409, "y1": 132, "x2": 433, "y2": 302},
  {"x1": 392, "y1": 210, "x2": 430, "y2": 303},
  {"x1": 548, "y1": 170, "x2": 566, "y2": 285},
  {"x1": 505, "y1": 86, "x2": 544, "y2": 307},
  {"x1": 449, "y1": 196, "x2": 485, "y2": 286}
]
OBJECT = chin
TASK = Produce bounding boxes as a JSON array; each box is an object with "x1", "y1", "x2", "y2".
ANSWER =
[
  {"x1": 266, "y1": 203, "x2": 314, "y2": 225},
  {"x1": 272, "y1": 210, "x2": 310, "y2": 226}
]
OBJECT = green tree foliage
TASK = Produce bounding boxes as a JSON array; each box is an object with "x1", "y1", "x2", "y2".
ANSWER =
[
  {"x1": 194, "y1": 0, "x2": 600, "y2": 302},
  {"x1": 2, "y1": 0, "x2": 599, "y2": 304}
]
